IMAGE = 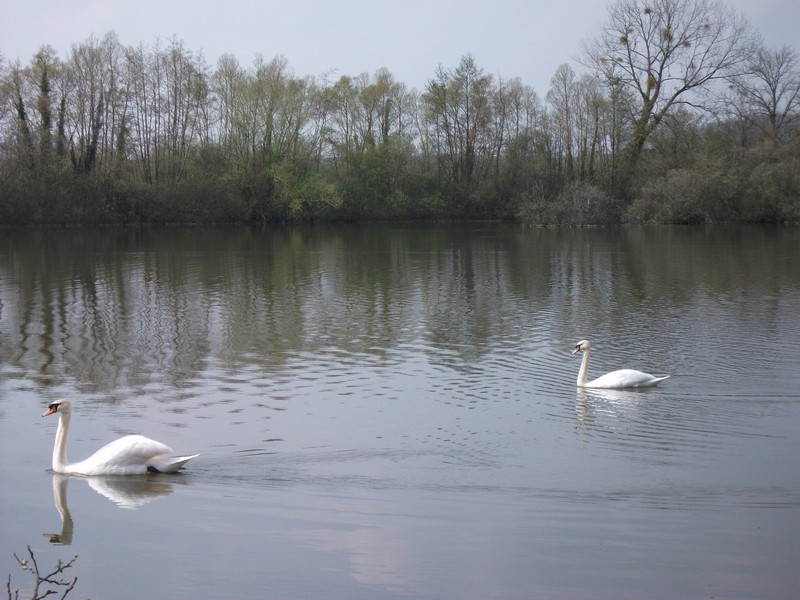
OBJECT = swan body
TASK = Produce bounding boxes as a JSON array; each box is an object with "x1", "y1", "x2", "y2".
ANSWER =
[
  {"x1": 572, "y1": 340, "x2": 669, "y2": 389},
  {"x1": 43, "y1": 399, "x2": 198, "y2": 475}
]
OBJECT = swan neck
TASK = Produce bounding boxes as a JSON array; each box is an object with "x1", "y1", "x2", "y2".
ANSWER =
[
  {"x1": 53, "y1": 410, "x2": 70, "y2": 472},
  {"x1": 577, "y1": 348, "x2": 590, "y2": 387}
]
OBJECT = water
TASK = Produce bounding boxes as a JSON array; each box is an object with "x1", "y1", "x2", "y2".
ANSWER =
[{"x1": 1, "y1": 224, "x2": 799, "y2": 599}]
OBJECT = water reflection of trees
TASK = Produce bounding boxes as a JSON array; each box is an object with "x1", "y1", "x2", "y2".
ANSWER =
[{"x1": 0, "y1": 226, "x2": 797, "y2": 393}]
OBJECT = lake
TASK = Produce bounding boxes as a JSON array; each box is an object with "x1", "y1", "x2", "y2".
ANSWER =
[{"x1": 1, "y1": 224, "x2": 799, "y2": 599}]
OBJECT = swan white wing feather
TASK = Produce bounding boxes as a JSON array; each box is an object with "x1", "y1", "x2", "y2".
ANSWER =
[
  {"x1": 148, "y1": 453, "x2": 200, "y2": 474},
  {"x1": 67, "y1": 435, "x2": 178, "y2": 476},
  {"x1": 585, "y1": 369, "x2": 669, "y2": 389}
]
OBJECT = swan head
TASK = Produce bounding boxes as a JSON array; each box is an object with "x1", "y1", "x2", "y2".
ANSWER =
[
  {"x1": 43, "y1": 399, "x2": 71, "y2": 418},
  {"x1": 572, "y1": 340, "x2": 590, "y2": 355}
]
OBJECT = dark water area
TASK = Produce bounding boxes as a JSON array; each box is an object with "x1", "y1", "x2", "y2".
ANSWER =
[{"x1": 1, "y1": 224, "x2": 799, "y2": 599}]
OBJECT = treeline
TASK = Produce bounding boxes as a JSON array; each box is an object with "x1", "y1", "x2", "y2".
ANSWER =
[{"x1": 1, "y1": 2, "x2": 799, "y2": 225}]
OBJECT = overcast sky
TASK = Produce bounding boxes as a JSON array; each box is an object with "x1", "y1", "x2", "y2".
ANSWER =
[{"x1": 2, "y1": 0, "x2": 798, "y2": 95}]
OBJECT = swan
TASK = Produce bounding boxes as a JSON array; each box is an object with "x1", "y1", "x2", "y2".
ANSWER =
[
  {"x1": 572, "y1": 340, "x2": 670, "y2": 389},
  {"x1": 42, "y1": 399, "x2": 198, "y2": 475}
]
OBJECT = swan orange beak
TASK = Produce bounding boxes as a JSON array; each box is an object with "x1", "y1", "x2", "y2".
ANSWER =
[
  {"x1": 571, "y1": 347, "x2": 581, "y2": 355},
  {"x1": 42, "y1": 406, "x2": 57, "y2": 417}
]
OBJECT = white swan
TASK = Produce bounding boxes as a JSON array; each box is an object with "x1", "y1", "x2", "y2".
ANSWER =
[
  {"x1": 42, "y1": 399, "x2": 198, "y2": 475},
  {"x1": 572, "y1": 340, "x2": 670, "y2": 389}
]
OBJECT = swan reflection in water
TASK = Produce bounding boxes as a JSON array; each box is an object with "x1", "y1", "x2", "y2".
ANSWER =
[
  {"x1": 45, "y1": 475, "x2": 74, "y2": 545},
  {"x1": 45, "y1": 473, "x2": 177, "y2": 545},
  {"x1": 574, "y1": 386, "x2": 654, "y2": 432}
]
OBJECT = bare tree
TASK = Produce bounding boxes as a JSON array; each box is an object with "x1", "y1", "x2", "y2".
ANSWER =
[
  {"x1": 547, "y1": 64, "x2": 578, "y2": 183},
  {"x1": 6, "y1": 61, "x2": 35, "y2": 167},
  {"x1": 727, "y1": 43, "x2": 800, "y2": 142},
  {"x1": 582, "y1": 0, "x2": 752, "y2": 190},
  {"x1": 68, "y1": 35, "x2": 110, "y2": 174},
  {"x1": 160, "y1": 38, "x2": 209, "y2": 182},
  {"x1": 574, "y1": 74, "x2": 607, "y2": 182}
]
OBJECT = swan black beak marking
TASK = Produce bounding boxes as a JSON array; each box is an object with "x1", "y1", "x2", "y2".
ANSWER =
[{"x1": 42, "y1": 405, "x2": 58, "y2": 417}]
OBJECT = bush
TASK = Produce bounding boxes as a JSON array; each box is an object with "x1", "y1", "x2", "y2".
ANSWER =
[
  {"x1": 520, "y1": 183, "x2": 621, "y2": 225},
  {"x1": 628, "y1": 168, "x2": 710, "y2": 224},
  {"x1": 744, "y1": 156, "x2": 800, "y2": 223},
  {"x1": 628, "y1": 139, "x2": 800, "y2": 224}
]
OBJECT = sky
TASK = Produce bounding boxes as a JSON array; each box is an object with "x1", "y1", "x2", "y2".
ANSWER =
[{"x1": 2, "y1": 0, "x2": 799, "y2": 95}]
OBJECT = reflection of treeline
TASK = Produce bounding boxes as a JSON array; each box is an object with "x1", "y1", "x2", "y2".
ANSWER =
[
  {"x1": 1, "y1": 225, "x2": 797, "y2": 392},
  {"x1": 0, "y1": 31, "x2": 798, "y2": 225}
]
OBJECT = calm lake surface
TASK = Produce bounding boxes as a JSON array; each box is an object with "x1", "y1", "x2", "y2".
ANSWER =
[{"x1": 1, "y1": 224, "x2": 799, "y2": 599}]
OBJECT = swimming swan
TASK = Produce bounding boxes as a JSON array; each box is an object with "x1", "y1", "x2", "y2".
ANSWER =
[
  {"x1": 572, "y1": 340, "x2": 670, "y2": 389},
  {"x1": 42, "y1": 399, "x2": 198, "y2": 475}
]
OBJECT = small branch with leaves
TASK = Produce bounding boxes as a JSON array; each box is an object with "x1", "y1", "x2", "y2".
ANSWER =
[{"x1": 7, "y1": 546, "x2": 78, "y2": 600}]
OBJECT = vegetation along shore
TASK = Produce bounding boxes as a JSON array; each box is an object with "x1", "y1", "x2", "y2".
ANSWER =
[{"x1": 1, "y1": 0, "x2": 798, "y2": 226}]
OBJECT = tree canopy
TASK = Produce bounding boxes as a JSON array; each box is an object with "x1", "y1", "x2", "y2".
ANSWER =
[
  {"x1": 582, "y1": 0, "x2": 753, "y2": 191},
  {"x1": 1, "y1": 3, "x2": 798, "y2": 226}
]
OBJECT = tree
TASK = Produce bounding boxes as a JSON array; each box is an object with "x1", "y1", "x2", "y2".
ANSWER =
[
  {"x1": 32, "y1": 46, "x2": 59, "y2": 156},
  {"x1": 727, "y1": 43, "x2": 800, "y2": 143},
  {"x1": 422, "y1": 54, "x2": 493, "y2": 212},
  {"x1": 582, "y1": 0, "x2": 752, "y2": 193},
  {"x1": 313, "y1": 69, "x2": 419, "y2": 218},
  {"x1": 160, "y1": 38, "x2": 209, "y2": 183},
  {"x1": 123, "y1": 38, "x2": 209, "y2": 185},
  {"x1": 493, "y1": 77, "x2": 544, "y2": 199},
  {"x1": 546, "y1": 64, "x2": 578, "y2": 184},
  {"x1": 6, "y1": 61, "x2": 35, "y2": 168},
  {"x1": 67, "y1": 34, "x2": 123, "y2": 175}
]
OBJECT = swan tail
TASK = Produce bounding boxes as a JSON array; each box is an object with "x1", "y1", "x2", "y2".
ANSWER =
[{"x1": 147, "y1": 454, "x2": 199, "y2": 473}]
